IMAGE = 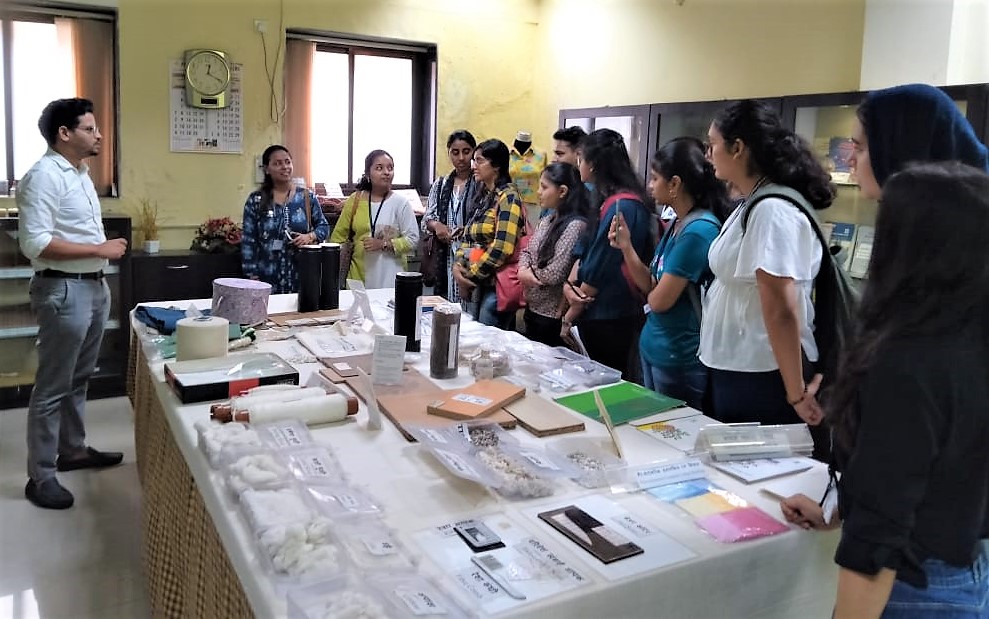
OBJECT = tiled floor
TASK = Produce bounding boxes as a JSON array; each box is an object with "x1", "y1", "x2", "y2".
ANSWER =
[{"x1": 0, "y1": 397, "x2": 150, "y2": 619}]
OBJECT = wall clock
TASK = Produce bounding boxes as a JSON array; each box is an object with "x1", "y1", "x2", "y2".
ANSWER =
[{"x1": 184, "y1": 49, "x2": 231, "y2": 109}]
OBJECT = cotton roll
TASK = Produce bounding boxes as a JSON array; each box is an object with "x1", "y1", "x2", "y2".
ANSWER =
[
  {"x1": 231, "y1": 386, "x2": 327, "y2": 412},
  {"x1": 236, "y1": 394, "x2": 359, "y2": 426},
  {"x1": 176, "y1": 316, "x2": 229, "y2": 361}
]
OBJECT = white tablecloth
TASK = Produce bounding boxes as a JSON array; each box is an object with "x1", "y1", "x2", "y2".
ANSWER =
[{"x1": 137, "y1": 291, "x2": 839, "y2": 619}]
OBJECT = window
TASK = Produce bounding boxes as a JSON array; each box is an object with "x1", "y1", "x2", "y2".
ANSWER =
[
  {"x1": 1, "y1": 5, "x2": 117, "y2": 196},
  {"x1": 290, "y1": 32, "x2": 436, "y2": 192}
]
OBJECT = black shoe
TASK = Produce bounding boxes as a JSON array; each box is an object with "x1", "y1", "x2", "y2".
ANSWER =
[
  {"x1": 25, "y1": 478, "x2": 74, "y2": 510},
  {"x1": 56, "y1": 447, "x2": 124, "y2": 472}
]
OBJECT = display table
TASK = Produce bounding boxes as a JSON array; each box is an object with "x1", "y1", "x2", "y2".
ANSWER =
[{"x1": 128, "y1": 291, "x2": 840, "y2": 618}]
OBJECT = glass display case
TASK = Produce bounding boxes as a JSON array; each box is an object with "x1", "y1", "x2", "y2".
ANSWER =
[
  {"x1": 0, "y1": 215, "x2": 131, "y2": 409},
  {"x1": 780, "y1": 85, "x2": 986, "y2": 280}
]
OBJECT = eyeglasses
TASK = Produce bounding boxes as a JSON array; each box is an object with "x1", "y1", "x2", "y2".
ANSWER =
[{"x1": 75, "y1": 125, "x2": 100, "y2": 135}]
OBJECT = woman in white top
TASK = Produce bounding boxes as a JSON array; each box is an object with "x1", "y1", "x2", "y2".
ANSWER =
[
  {"x1": 701, "y1": 100, "x2": 835, "y2": 428},
  {"x1": 330, "y1": 149, "x2": 420, "y2": 289}
]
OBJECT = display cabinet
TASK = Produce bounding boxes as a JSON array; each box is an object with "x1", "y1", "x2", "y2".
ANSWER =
[
  {"x1": 558, "y1": 104, "x2": 652, "y2": 179},
  {"x1": 561, "y1": 84, "x2": 989, "y2": 281},
  {"x1": 0, "y1": 215, "x2": 132, "y2": 409}
]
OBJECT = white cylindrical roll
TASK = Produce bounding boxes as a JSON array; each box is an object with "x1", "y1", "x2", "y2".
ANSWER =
[
  {"x1": 241, "y1": 394, "x2": 357, "y2": 426},
  {"x1": 231, "y1": 386, "x2": 326, "y2": 412},
  {"x1": 176, "y1": 316, "x2": 229, "y2": 361}
]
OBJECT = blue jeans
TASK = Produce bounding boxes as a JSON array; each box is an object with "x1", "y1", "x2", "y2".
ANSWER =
[
  {"x1": 477, "y1": 286, "x2": 515, "y2": 331},
  {"x1": 641, "y1": 359, "x2": 707, "y2": 411},
  {"x1": 881, "y1": 548, "x2": 989, "y2": 618}
]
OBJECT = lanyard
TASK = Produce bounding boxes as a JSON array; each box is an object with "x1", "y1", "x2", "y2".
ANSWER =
[{"x1": 369, "y1": 192, "x2": 389, "y2": 237}]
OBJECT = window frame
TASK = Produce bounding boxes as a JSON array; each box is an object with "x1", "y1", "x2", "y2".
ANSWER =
[
  {"x1": 0, "y1": 2, "x2": 118, "y2": 196},
  {"x1": 292, "y1": 30, "x2": 437, "y2": 194}
]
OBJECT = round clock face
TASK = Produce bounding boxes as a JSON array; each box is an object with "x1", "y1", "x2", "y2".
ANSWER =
[{"x1": 186, "y1": 51, "x2": 231, "y2": 96}]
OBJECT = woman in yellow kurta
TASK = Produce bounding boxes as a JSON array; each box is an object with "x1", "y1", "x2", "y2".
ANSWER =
[{"x1": 330, "y1": 150, "x2": 419, "y2": 288}]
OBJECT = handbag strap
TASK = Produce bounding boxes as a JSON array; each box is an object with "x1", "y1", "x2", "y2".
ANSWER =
[
  {"x1": 344, "y1": 191, "x2": 362, "y2": 241},
  {"x1": 303, "y1": 186, "x2": 312, "y2": 232}
]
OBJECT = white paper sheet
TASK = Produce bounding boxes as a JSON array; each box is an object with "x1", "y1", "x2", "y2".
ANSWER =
[
  {"x1": 635, "y1": 414, "x2": 722, "y2": 452},
  {"x1": 713, "y1": 457, "x2": 815, "y2": 484},
  {"x1": 412, "y1": 512, "x2": 592, "y2": 614},
  {"x1": 760, "y1": 467, "x2": 833, "y2": 502},
  {"x1": 523, "y1": 495, "x2": 697, "y2": 581}
]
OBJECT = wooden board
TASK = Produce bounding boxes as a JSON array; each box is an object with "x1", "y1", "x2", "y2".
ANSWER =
[
  {"x1": 268, "y1": 309, "x2": 348, "y2": 326},
  {"x1": 319, "y1": 354, "x2": 373, "y2": 383},
  {"x1": 377, "y1": 390, "x2": 518, "y2": 442},
  {"x1": 425, "y1": 379, "x2": 526, "y2": 421},
  {"x1": 503, "y1": 395, "x2": 586, "y2": 437}
]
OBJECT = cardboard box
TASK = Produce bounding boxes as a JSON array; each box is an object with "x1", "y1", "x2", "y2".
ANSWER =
[{"x1": 164, "y1": 352, "x2": 299, "y2": 403}]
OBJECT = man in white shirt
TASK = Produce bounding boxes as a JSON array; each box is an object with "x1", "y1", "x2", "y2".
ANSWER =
[{"x1": 17, "y1": 98, "x2": 128, "y2": 510}]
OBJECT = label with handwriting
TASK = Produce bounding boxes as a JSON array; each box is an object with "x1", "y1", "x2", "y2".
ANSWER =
[
  {"x1": 516, "y1": 537, "x2": 589, "y2": 586},
  {"x1": 395, "y1": 586, "x2": 448, "y2": 616},
  {"x1": 454, "y1": 566, "x2": 504, "y2": 601},
  {"x1": 361, "y1": 534, "x2": 397, "y2": 556},
  {"x1": 299, "y1": 453, "x2": 337, "y2": 479},
  {"x1": 261, "y1": 423, "x2": 307, "y2": 448},
  {"x1": 612, "y1": 513, "x2": 658, "y2": 538}
]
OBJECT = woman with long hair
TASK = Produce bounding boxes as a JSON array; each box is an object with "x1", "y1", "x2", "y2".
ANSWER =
[
  {"x1": 779, "y1": 84, "x2": 989, "y2": 619},
  {"x1": 330, "y1": 149, "x2": 419, "y2": 289},
  {"x1": 562, "y1": 128, "x2": 654, "y2": 379},
  {"x1": 609, "y1": 138, "x2": 727, "y2": 408},
  {"x1": 700, "y1": 100, "x2": 835, "y2": 427},
  {"x1": 452, "y1": 138, "x2": 526, "y2": 329},
  {"x1": 787, "y1": 163, "x2": 989, "y2": 618},
  {"x1": 422, "y1": 130, "x2": 479, "y2": 302},
  {"x1": 241, "y1": 144, "x2": 330, "y2": 293},
  {"x1": 518, "y1": 162, "x2": 593, "y2": 346}
]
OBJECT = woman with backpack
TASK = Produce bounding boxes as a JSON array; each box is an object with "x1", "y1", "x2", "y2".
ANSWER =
[
  {"x1": 701, "y1": 100, "x2": 835, "y2": 427},
  {"x1": 609, "y1": 138, "x2": 728, "y2": 410},
  {"x1": 562, "y1": 128, "x2": 654, "y2": 379}
]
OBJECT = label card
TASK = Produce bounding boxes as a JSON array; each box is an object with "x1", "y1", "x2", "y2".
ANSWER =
[{"x1": 372, "y1": 334, "x2": 406, "y2": 386}]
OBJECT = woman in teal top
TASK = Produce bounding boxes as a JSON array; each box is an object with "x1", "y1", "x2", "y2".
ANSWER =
[{"x1": 611, "y1": 138, "x2": 727, "y2": 409}]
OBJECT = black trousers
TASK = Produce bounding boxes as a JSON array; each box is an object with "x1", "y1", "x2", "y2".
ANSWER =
[
  {"x1": 576, "y1": 315, "x2": 643, "y2": 380},
  {"x1": 523, "y1": 309, "x2": 565, "y2": 348},
  {"x1": 707, "y1": 359, "x2": 831, "y2": 462}
]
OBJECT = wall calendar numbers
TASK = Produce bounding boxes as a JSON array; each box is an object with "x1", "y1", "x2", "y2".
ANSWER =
[{"x1": 169, "y1": 59, "x2": 243, "y2": 153}]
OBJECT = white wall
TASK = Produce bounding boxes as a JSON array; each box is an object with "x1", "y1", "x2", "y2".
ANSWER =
[
  {"x1": 947, "y1": 0, "x2": 989, "y2": 84},
  {"x1": 861, "y1": 0, "x2": 989, "y2": 89}
]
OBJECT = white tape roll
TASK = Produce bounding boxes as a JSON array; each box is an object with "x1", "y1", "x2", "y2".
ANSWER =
[{"x1": 176, "y1": 316, "x2": 229, "y2": 361}]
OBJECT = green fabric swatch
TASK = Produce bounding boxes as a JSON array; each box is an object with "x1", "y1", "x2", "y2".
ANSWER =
[{"x1": 554, "y1": 382, "x2": 687, "y2": 426}]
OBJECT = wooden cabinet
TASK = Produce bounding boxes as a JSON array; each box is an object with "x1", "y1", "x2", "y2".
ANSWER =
[
  {"x1": 0, "y1": 215, "x2": 132, "y2": 409},
  {"x1": 129, "y1": 249, "x2": 242, "y2": 303}
]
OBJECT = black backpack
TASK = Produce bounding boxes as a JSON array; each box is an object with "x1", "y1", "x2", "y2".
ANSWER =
[{"x1": 741, "y1": 184, "x2": 860, "y2": 398}]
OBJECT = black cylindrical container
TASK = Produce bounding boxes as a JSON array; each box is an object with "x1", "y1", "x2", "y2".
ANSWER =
[
  {"x1": 319, "y1": 243, "x2": 341, "y2": 310},
  {"x1": 394, "y1": 271, "x2": 423, "y2": 352},
  {"x1": 297, "y1": 244, "x2": 322, "y2": 313}
]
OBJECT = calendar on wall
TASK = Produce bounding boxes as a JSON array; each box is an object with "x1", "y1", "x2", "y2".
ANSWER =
[{"x1": 169, "y1": 59, "x2": 243, "y2": 153}]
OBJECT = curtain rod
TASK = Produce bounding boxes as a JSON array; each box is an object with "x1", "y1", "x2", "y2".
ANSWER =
[
  {"x1": 287, "y1": 30, "x2": 432, "y2": 54},
  {"x1": 3, "y1": 4, "x2": 115, "y2": 21}
]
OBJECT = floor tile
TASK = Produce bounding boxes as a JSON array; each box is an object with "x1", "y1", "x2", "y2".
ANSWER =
[{"x1": 0, "y1": 397, "x2": 149, "y2": 618}]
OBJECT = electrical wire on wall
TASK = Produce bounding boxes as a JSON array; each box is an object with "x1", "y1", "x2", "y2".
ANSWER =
[{"x1": 259, "y1": 0, "x2": 287, "y2": 124}]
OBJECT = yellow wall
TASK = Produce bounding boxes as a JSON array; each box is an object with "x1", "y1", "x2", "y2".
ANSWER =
[
  {"x1": 110, "y1": 0, "x2": 866, "y2": 249},
  {"x1": 536, "y1": 0, "x2": 866, "y2": 132},
  {"x1": 115, "y1": 0, "x2": 542, "y2": 248}
]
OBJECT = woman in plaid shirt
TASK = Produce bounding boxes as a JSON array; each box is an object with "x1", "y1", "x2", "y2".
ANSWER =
[{"x1": 452, "y1": 139, "x2": 526, "y2": 329}]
